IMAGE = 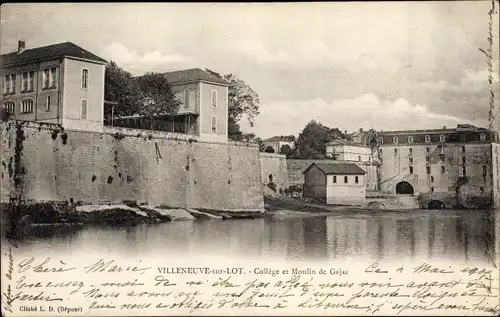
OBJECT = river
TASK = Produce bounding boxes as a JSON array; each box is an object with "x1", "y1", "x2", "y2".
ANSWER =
[{"x1": 7, "y1": 209, "x2": 497, "y2": 265}]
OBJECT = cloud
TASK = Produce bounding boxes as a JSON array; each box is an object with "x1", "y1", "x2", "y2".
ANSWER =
[
  {"x1": 225, "y1": 38, "x2": 390, "y2": 71},
  {"x1": 241, "y1": 94, "x2": 482, "y2": 139},
  {"x1": 100, "y1": 42, "x2": 195, "y2": 75}
]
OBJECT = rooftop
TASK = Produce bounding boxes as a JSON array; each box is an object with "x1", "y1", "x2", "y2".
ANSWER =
[
  {"x1": 135, "y1": 68, "x2": 229, "y2": 86},
  {"x1": 264, "y1": 135, "x2": 296, "y2": 142},
  {"x1": 0, "y1": 42, "x2": 108, "y2": 66},
  {"x1": 327, "y1": 139, "x2": 369, "y2": 147},
  {"x1": 376, "y1": 124, "x2": 488, "y2": 135},
  {"x1": 304, "y1": 163, "x2": 366, "y2": 175}
]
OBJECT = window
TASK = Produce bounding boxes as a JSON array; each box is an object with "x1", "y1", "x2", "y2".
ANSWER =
[
  {"x1": 426, "y1": 156, "x2": 430, "y2": 163},
  {"x1": 409, "y1": 148, "x2": 413, "y2": 155},
  {"x1": 378, "y1": 137, "x2": 384, "y2": 145},
  {"x1": 462, "y1": 166, "x2": 466, "y2": 176},
  {"x1": 460, "y1": 135, "x2": 466, "y2": 143},
  {"x1": 440, "y1": 155, "x2": 445, "y2": 162},
  {"x1": 393, "y1": 136, "x2": 398, "y2": 144},
  {"x1": 211, "y1": 115, "x2": 217, "y2": 133},
  {"x1": 46, "y1": 96, "x2": 51, "y2": 111},
  {"x1": 480, "y1": 186, "x2": 484, "y2": 194},
  {"x1": 409, "y1": 166, "x2": 414, "y2": 174},
  {"x1": 409, "y1": 157, "x2": 413, "y2": 164},
  {"x1": 82, "y1": 69, "x2": 88, "y2": 88},
  {"x1": 211, "y1": 89, "x2": 217, "y2": 108},
  {"x1": 425, "y1": 135, "x2": 431, "y2": 143},
  {"x1": 426, "y1": 147, "x2": 430, "y2": 153},
  {"x1": 21, "y1": 99, "x2": 34, "y2": 113},
  {"x1": 462, "y1": 156, "x2": 466, "y2": 165},
  {"x1": 81, "y1": 99, "x2": 88, "y2": 119},
  {"x1": 333, "y1": 176, "x2": 337, "y2": 184},
  {"x1": 379, "y1": 148, "x2": 383, "y2": 155},
  {"x1": 184, "y1": 89, "x2": 190, "y2": 109},
  {"x1": 426, "y1": 166, "x2": 430, "y2": 174},
  {"x1": 358, "y1": 155, "x2": 361, "y2": 162},
  {"x1": 394, "y1": 148, "x2": 398, "y2": 155},
  {"x1": 430, "y1": 176, "x2": 434, "y2": 183},
  {"x1": 344, "y1": 176, "x2": 348, "y2": 184},
  {"x1": 438, "y1": 146, "x2": 444, "y2": 155},
  {"x1": 462, "y1": 146, "x2": 466, "y2": 152},
  {"x1": 355, "y1": 176, "x2": 359, "y2": 184},
  {"x1": 483, "y1": 165, "x2": 487, "y2": 177},
  {"x1": 431, "y1": 187, "x2": 434, "y2": 193},
  {"x1": 440, "y1": 135, "x2": 446, "y2": 143},
  {"x1": 3, "y1": 101, "x2": 15, "y2": 114},
  {"x1": 480, "y1": 133, "x2": 486, "y2": 141},
  {"x1": 441, "y1": 166, "x2": 446, "y2": 174},
  {"x1": 21, "y1": 71, "x2": 34, "y2": 92},
  {"x1": 3, "y1": 74, "x2": 15, "y2": 94},
  {"x1": 408, "y1": 136, "x2": 413, "y2": 144},
  {"x1": 43, "y1": 69, "x2": 50, "y2": 89},
  {"x1": 43, "y1": 67, "x2": 57, "y2": 89}
]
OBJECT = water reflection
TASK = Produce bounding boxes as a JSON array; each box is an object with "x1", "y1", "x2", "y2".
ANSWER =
[{"x1": 6, "y1": 210, "x2": 496, "y2": 264}]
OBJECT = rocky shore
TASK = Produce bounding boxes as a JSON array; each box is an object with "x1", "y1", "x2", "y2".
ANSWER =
[{"x1": 0, "y1": 201, "x2": 264, "y2": 235}]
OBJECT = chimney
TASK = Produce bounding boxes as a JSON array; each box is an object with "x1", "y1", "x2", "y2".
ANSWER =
[
  {"x1": 442, "y1": 126, "x2": 447, "y2": 129},
  {"x1": 359, "y1": 128, "x2": 363, "y2": 132},
  {"x1": 344, "y1": 130, "x2": 347, "y2": 135},
  {"x1": 18, "y1": 41, "x2": 26, "y2": 53}
]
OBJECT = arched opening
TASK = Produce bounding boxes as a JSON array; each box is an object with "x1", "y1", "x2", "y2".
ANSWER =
[
  {"x1": 428, "y1": 200, "x2": 445, "y2": 210},
  {"x1": 395, "y1": 181, "x2": 414, "y2": 195}
]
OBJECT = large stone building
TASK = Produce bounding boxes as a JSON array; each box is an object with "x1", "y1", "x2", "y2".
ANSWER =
[
  {"x1": 1, "y1": 41, "x2": 107, "y2": 132},
  {"x1": 317, "y1": 124, "x2": 498, "y2": 208},
  {"x1": 373, "y1": 124, "x2": 497, "y2": 208}
]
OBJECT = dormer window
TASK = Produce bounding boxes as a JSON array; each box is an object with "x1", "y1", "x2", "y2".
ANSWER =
[
  {"x1": 439, "y1": 134, "x2": 446, "y2": 143},
  {"x1": 408, "y1": 136, "x2": 413, "y2": 144},
  {"x1": 480, "y1": 133, "x2": 486, "y2": 141},
  {"x1": 393, "y1": 136, "x2": 398, "y2": 144},
  {"x1": 425, "y1": 135, "x2": 431, "y2": 143},
  {"x1": 378, "y1": 137, "x2": 383, "y2": 145}
]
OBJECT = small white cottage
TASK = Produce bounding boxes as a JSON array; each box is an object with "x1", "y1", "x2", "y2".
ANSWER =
[{"x1": 303, "y1": 163, "x2": 367, "y2": 206}]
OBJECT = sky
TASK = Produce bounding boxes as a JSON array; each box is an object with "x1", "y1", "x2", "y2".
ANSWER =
[{"x1": 1, "y1": 2, "x2": 499, "y2": 139}]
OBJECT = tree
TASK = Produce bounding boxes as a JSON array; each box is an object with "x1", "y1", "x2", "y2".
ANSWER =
[
  {"x1": 296, "y1": 120, "x2": 341, "y2": 158},
  {"x1": 205, "y1": 69, "x2": 260, "y2": 140},
  {"x1": 136, "y1": 72, "x2": 181, "y2": 117},
  {"x1": 280, "y1": 144, "x2": 292, "y2": 156},
  {"x1": 264, "y1": 146, "x2": 275, "y2": 153},
  {"x1": 104, "y1": 61, "x2": 143, "y2": 118},
  {"x1": 255, "y1": 137, "x2": 266, "y2": 152}
]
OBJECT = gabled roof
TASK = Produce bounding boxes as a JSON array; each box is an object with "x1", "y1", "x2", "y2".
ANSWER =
[
  {"x1": 159, "y1": 68, "x2": 229, "y2": 86},
  {"x1": 303, "y1": 163, "x2": 366, "y2": 175},
  {"x1": 0, "y1": 42, "x2": 108, "y2": 67},
  {"x1": 264, "y1": 135, "x2": 295, "y2": 142}
]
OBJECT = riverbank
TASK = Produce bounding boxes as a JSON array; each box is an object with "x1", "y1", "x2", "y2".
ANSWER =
[{"x1": 0, "y1": 200, "x2": 265, "y2": 235}]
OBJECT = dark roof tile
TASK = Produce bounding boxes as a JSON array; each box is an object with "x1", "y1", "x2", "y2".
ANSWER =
[
  {"x1": 155, "y1": 68, "x2": 228, "y2": 86},
  {"x1": 0, "y1": 42, "x2": 107, "y2": 66},
  {"x1": 304, "y1": 163, "x2": 366, "y2": 175}
]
